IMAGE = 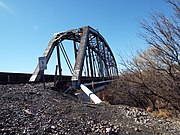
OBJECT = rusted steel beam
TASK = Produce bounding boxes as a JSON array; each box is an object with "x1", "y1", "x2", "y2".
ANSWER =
[{"x1": 71, "y1": 26, "x2": 89, "y2": 87}]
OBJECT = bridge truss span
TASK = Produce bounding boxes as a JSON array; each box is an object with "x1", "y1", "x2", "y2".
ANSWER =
[{"x1": 29, "y1": 26, "x2": 118, "y2": 88}]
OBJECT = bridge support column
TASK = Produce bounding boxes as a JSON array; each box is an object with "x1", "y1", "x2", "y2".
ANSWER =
[{"x1": 71, "y1": 26, "x2": 89, "y2": 88}]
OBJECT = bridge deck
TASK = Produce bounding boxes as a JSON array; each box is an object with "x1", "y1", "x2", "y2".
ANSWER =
[{"x1": 0, "y1": 72, "x2": 109, "y2": 85}]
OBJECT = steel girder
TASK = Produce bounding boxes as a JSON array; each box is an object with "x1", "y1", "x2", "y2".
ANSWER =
[{"x1": 29, "y1": 26, "x2": 118, "y2": 88}]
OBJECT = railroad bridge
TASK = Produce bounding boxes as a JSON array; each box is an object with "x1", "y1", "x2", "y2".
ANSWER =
[{"x1": 30, "y1": 26, "x2": 118, "y2": 89}]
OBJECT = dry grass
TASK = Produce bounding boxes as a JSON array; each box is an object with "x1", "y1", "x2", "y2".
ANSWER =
[
  {"x1": 149, "y1": 109, "x2": 173, "y2": 118},
  {"x1": 97, "y1": 91, "x2": 113, "y2": 103}
]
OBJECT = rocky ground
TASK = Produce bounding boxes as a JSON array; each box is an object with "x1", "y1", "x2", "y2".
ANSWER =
[{"x1": 0, "y1": 83, "x2": 180, "y2": 135}]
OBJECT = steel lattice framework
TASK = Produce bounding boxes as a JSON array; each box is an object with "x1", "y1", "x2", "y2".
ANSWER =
[{"x1": 30, "y1": 26, "x2": 118, "y2": 88}]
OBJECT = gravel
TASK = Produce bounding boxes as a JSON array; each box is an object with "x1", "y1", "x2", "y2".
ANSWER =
[{"x1": 0, "y1": 83, "x2": 180, "y2": 135}]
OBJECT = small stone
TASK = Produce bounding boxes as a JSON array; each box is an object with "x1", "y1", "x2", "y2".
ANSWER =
[
  {"x1": 51, "y1": 125, "x2": 55, "y2": 129},
  {"x1": 106, "y1": 127, "x2": 111, "y2": 133},
  {"x1": 23, "y1": 109, "x2": 32, "y2": 115},
  {"x1": 134, "y1": 127, "x2": 142, "y2": 132}
]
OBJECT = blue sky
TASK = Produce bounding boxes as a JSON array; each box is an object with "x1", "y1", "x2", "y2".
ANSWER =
[{"x1": 0, "y1": 0, "x2": 173, "y2": 74}]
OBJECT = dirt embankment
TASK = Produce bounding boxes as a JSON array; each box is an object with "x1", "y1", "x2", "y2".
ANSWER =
[{"x1": 0, "y1": 83, "x2": 180, "y2": 135}]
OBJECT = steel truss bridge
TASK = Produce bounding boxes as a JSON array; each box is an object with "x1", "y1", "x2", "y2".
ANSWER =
[{"x1": 29, "y1": 26, "x2": 118, "y2": 90}]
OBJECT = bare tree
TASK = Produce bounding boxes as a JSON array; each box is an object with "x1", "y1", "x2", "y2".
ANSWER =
[{"x1": 108, "y1": 0, "x2": 180, "y2": 113}]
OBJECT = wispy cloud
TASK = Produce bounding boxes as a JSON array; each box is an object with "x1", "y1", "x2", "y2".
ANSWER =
[{"x1": 0, "y1": 1, "x2": 14, "y2": 15}]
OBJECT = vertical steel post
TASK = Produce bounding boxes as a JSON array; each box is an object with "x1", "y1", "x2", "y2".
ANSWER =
[
  {"x1": 99, "y1": 43, "x2": 104, "y2": 78},
  {"x1": 54, "y1": 65, "x2": 58, "y2": 87},
  {"x1": 88, "y1": 44, "x2": 94, "y2": 79},
  {"x1": 85, "y1": 51, "x2": 90, "y2": 77},
  {"x1": 103, "y1": 43, "x2": 109, "y2": 78},
  {"x1": 42, "y1": 70, "x2": 45, "y2": 89},
  {"x1": 56, "y1": 44, "x2": 62, "y2": 81},
  {"x1": 73, "y1": 40, "x2": 77, "y2": 60},
  {"x1": 95, "y1": 36, "x2": 101, "y2": 78},
  {"x1": 71, "y1": 26, "x2": 89, "y2": 88},
  {"x1": 92, "y1": 51, "x2": 96, "y2": 77}
]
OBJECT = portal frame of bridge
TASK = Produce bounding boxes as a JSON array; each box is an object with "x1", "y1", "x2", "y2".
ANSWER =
[{"x1": 29, "y1": 26, "x2": 118, "y2": 88}]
